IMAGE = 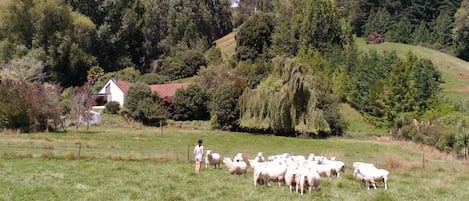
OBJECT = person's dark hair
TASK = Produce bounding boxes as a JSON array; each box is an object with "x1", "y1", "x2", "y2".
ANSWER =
[{"x1": 198, "y1": 139, "x2": 203, "y2": 144}]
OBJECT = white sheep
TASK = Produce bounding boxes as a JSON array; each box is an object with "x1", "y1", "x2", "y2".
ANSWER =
[
  {"x1": 354, "y1": 167, "x2": 389, "y2": 190},
  {"x1": 284, "y1": 164, "x2": 301, "y2": 192},
  {"x1": 233, "y1": 152, "x2": 245, "y2": 162},
  {"x1": 254, "y1": 152, "x2": 265, "y2": 162},
  {"x1": 309, "y1": 163, "x2": 332, "y2": 178},
  {"x1": 252, "y1": 161, "x2": 287, "y2": 188},
  {"x1": 223, "y1": 157, "x2": 247, "y2": 176},
  {"x1": 299, "y1": 167, "x2": 321, "y2": 195},
  {"x1": 323, "y1": 160, "x2": 345, "y2": 177},
  {"x1": 352, "y1": 162, "x2": 377, "y2": 170},
  {"x1": 205, "y1": 150, "x2": 221, "y2": 169},
  {"x1": 352, "y1": 162, "x2": 377, "y2": 186}
]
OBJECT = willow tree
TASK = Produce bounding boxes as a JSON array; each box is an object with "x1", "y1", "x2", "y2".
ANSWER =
[{"x1": 239, "y1": 57, "x2": 340, "y2": 136}]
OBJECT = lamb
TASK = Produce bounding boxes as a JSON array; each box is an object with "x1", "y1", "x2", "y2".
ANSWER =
[
  {"x1": 205, "y1": 150, "x2": 221, "y2": 169},
  {"x1": 354, "y1": 167, "x2": 389, "y2": 190},
  {"x1": 233, "y1": 152, "x2": 245, "y2": 162},
  {"x1": 223, "y1": 157, "x2": 247, "y2": 176}
]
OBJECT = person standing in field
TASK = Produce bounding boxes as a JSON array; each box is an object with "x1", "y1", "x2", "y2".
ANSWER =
[{"x1": 193, "y1": 139, "x2": 204, "y2": 174}]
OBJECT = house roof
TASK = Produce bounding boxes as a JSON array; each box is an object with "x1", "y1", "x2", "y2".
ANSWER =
[
  {"x1": 111, "y1": 78, "x2": 131, "y2": 93},
  {"x1": 109, "y1": 78, "x2": 188, "y2": 102},
  {"x1": 150, "y1": 83, "x2": 189, "y2": 102}
]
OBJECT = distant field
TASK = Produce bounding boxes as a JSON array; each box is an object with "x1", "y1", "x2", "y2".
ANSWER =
[
  {"x1": 355, "y1": 37, "x2": 469, "y2": 102},
  {"x1": 1, "y1": 125, "x2": 468, "y2": 200}
]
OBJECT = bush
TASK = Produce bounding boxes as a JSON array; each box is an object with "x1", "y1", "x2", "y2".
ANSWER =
[
  {"x1": 209, "y1": 83, "x2": 240, "y2": 130},
  {"x1": 124, "y1": 82, "x2": 168, "y2": 125},
  {"x1": 172, "y1": 84, "x2": 210, "y2": 121},
  {"x1": 104, "y1": 101, "x2": 120, "y2": 114},
  {"x1": 138, "y1": 73, "x2": 169, "y2": 85}
]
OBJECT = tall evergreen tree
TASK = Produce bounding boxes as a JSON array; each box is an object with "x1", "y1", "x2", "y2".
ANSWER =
[{"x1": 454, "y1": 0, "x2": 469, "y2": 60}]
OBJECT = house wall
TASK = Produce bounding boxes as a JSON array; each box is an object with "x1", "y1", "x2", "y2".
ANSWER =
[{"x1": 98, "y1": 80, "x2": 125, "y2": 106}]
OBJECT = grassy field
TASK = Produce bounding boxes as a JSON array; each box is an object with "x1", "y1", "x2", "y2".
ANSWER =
[
  {"x1": 1, "y1": 125, "x2": 468, "y2": 201},
  {"x1": 215, "y1": 31, "x2": 236, "y2": 62}
]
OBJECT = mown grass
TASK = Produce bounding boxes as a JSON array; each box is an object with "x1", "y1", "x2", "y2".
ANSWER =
[
  {"x1": 215, "y1": 30, "x2": 236, "y2": 62},
  {"x1": 1, "y1": 125, "x2": 468, "y2": 201}
]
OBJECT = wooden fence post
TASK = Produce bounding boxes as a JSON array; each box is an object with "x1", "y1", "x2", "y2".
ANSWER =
[
  {"x1": 422, "y1": 153, "x2": 425, "y2": 169},
  {"x1": 78, "y1": 144, "x2": 82, "y2": 159}
]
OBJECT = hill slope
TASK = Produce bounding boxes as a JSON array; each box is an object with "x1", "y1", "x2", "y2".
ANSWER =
[
  {"x1": 215, "y1": 31, "x2": 236, "y2": 62},
  {"x1": 356, "y1": 37, "x2": 469, "y2": 102}
]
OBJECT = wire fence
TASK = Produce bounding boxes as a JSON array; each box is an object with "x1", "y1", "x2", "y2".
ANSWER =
[{"x1": 0, "y1": 143, "x2": 194, "y2": 162}]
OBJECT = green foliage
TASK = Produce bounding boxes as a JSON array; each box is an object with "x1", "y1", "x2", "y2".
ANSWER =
[
  {"x1": 204, "y1": 46, "x2": 223, "y2": 65},
  {"x1": 295, "y1": 0, "x2": 344, "y2": 52},
  {"x1": 411, "y1": 21, "x2": 431, "y2": 44},
  {"x1": 363, "y1": 8, "x2": 393, "y2": 36},
  {"x1": 235, "y1": 61, "x2": 271, "y2": 89},
  {"x1": 0, "y1": 82, "x2": 33, "y2": 131},
  {"x1": 429, "y1": 12, "x2": 454, "y2": 50},
  {"x1": 235, "y1": 13, "x2": 275, "y2": 62},
  {"x1": 347, "y1": 50, "x2": 396, "y2": 118},
  {"x1": 455, "y1": 120, "x2": 469, "y2": 158},
  {"x1": 271, "y1": 0, "x2": 299, "y2": 56},
  {"x1": 0, "y1": 80, "x2": 62, "y2": 132},
  {"x1": 104, "y1": 101, "x2": 120, "y2": 114},
  {"x1": 386, "y1": 18, "x2": 413, "y2": 43},
  {"x1": 382, "y1": 52, "x2": 441, "y2": 122},
  {"x1": 194, "y1": 64, "x2": 237, "y2": 97},
  {"x1": 0, "y1": 0, "x2": 96, "y2": 87},
  {"x1": 239, "y1": 56, "x2": 344, "y2": 135},
  {"x1": 172, "y1": 84, "x2": 210, "y2": 121},
  {"x1": 210, "y1": 83, "x2": 240, "y2": 130},
  {"x1": 158, "y1": 50, "x2": 206, "y2": 80},
  {"x1": 124, "y1": 82, "x2": 167, "y2": 125},
  {"x1": 453, "y1": 0, "x2": 469, "y2": 60},
  {"x1": 138, "y1": 73, "x2": 169, "y2": 85}
]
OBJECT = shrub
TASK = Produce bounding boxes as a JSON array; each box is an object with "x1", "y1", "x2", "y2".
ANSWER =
[
  {"x1": 209, "y1": 83, "x2": 240, "y2": 130},
  {"x1": 104, "y1": 101, "x2": 120, "y2": 114},
  {"x1": 138, "y1": 73, "x2": 169, "y2": 85},
  {"x1": 172, "y1": 84, "x2": 210, "y2": 121},
  {"x1": 124, "y1": 82, "x2": 168, "y2": 125}
]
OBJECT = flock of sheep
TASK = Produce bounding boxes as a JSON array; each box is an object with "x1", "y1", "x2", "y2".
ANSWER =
[{"x1": 204, "y1": 150, "x2": 390, "y2": 194}]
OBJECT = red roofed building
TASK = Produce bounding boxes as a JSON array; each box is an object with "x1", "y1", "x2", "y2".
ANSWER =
[
  {"x1": 150, "y1": 83, "x2": 189, "y2": 103},
  {"x1": 93, "y1": 78, "x2": 188, "y2": 109}
]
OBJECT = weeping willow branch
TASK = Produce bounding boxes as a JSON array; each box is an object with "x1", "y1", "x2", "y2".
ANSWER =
[{"x1": 239, "y1": 56, "x2": 331, "y2": 135}]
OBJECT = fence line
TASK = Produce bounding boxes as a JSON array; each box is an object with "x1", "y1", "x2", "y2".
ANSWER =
[{"x1": 0, "y1": 143, "x2": 192, "y2": 161}]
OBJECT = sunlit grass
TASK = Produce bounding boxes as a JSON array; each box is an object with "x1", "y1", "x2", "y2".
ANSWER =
[{"x1": 1, "y1": 126, "x2": 468, "y2": 200}]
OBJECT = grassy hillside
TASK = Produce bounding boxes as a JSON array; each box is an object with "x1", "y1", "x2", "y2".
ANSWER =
[
  {"x1": 340, "y1": 103, "x2": 387, "y2": 136},
  {"x1": 1, "y1": 125, "x2": 468, "y2": 200},
  {"x1": 356, "y1": 37, "x2": 469, "y2": 102},
  {"x1": 215, "y1": 30, "x2": 236, "y2": 62}
]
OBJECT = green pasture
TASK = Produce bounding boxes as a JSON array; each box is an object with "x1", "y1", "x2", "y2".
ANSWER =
[{"x1": 1, "y1": 125, "x2": 468, "y2": 201}]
